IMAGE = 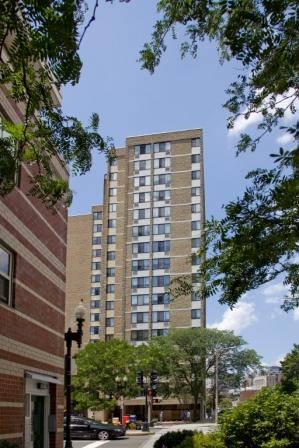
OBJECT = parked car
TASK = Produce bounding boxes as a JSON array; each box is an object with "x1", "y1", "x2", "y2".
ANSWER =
[{"x1": 64, "y1": 416, "x2": 125, "y2": 440}]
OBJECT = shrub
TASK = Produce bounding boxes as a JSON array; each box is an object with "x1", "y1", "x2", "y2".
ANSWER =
[
  {"x1": 177, "y1": 431, "x2": 225, "y2": 448},
  {"x1": 220, "y1": 387, "x2": 299, "y2": 448},
  {"x1": 153, "y1": 429, "x2": 195, "y2": 448}
]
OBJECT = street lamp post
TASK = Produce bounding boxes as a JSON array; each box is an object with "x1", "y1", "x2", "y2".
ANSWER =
[
  {"x1": 64, "y1": 300, "x2": 85, "y2": 448},
  {"x1": 115, "y1": 375, "x2": 127, "y2": 425}
]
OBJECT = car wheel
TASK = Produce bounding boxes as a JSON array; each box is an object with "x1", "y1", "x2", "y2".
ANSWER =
[{"x1": 97, "y1": 430, "x2": 109, "y2": 440}]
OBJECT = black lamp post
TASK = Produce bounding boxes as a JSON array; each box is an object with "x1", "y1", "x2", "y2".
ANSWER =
[
  {"x1": 115, "y1": 375, "x2": 127, "y2": 425},
  {"x1": 64, "y1": 300, "x2": 85, "y2": 448}
]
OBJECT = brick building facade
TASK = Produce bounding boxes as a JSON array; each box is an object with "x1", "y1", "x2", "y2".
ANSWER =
[{"x1": 0, "y1": 84, "x2": 67, "y2": 446}]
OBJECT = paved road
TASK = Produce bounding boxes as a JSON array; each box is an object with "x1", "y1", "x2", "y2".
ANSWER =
[{"x1": 66, "y1": 423, "x2": 217, "y2": 448}]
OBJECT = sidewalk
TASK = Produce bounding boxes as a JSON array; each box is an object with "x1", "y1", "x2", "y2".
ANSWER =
[{"x1": 127, "y1": 422, "x2": 217, "y2": 447}]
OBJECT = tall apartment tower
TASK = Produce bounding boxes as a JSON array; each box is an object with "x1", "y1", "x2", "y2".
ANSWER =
[{"x1": 66, "y1": 129, "x2": 205, "y2": 345}]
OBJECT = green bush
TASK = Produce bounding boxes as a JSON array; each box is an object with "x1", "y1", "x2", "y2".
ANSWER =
[
  {"x1": 220, "y1": 387, "x2": 299, "y2": 448},
  {"x1": 176, "y1": 431, "x2": 225, "y2": 448},
  {"x1": 153, "y1": 429, "x2": 195, "y2": 448}
]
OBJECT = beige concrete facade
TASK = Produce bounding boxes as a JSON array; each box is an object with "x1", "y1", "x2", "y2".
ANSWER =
[{"x1": 66, "y1": 129, "x2": 205, "y2": 344}]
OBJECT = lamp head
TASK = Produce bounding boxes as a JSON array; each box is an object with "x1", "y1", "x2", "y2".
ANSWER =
[{"x1": 75, "y1": 299, "x2": 85, "y2": 321}]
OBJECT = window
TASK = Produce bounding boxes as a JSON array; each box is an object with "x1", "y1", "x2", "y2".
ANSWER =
[
  {"x1": 153, "y1": 206, "x2": 170, "y2": 218},
  {"x1": 133, "y1": 208, "x2": 151, "y2": 220},
  {"x1": 192, "y1": 171, "x2": 200, "y2": 180},
  {"x1": 93, "y1": 224, "x2": 102, "y2": 233},
  {"x1": 135, "y1": 159, "x2": 151, "y2": 171},
  {"x1": 192, "y1": 255, "x2": 200, "y2": 266},
  {"x1": 192, "y1": 273, "x2": 200, "y2": 284},
  {"x1": 90, "y1": 287, "x2": 100, "y2": 296},
  {"x1": 153, "y1": 142, "x2": 171, "y2": 153},
  {"x1": 106, "y1": 301, "x2": 115, "y2": 310},
  {"x1": 132, "y1": 242, "x2": 150, "y2": 254},
  {"x1": 192, "y1": 187, "x2": 200, "y2": 196},
  {"x1": 106, "y1": 284, "x2": 115, "y2": 293},
  {"x1": 91, "y1": 262, "x2": 101, "y2": 270},
  {"x1": 90, "y1": 313, "x2": 100, "y2": 322},
  {"x1": 152, "y1": 329, "x2": 168, "y2": 336},
  {"x1": 108, "y1": 219, "x2": 116, "y2": 228},
  {"x1": 132, "y1": 259, "x2": 150, "y2": 271},
  {"x1": 134, "y1": 176, "x2": 150, "y2": 187},
  {"x1": 132, "y1": 225, "x2": 150, "y2": 237},
  {"x1": 153, "y1": 190, "x2": 171, "y2": 201},
  {"x1": 131, "y1": 294, "x2": 149, "y2": 306},
  {"x1": 105, "y1": 334, "x2": 114, "y2": 341},
  {"x1": 106, "y1": 318, "x2": 114, "y2": 327},
  {"x1": 90, "y1": 326, "x2": 100, "y2": 335},
  {"x1": 131, "y1": 277, "x2": 150, "y2": 288},
  {"x1": 91, "y1": 274, "x2": 100, "y2": 283},
  {"x1": 93, "y1": 211, "x2": 102, "y2": 220},
  {"x1": 0, "y1": 244, "x2": 13, "y2": 305},
  {"x1": 152, "y1": 293, "x2": 170, "y2": 305},
  {"x1": 192, "y1": 292, "x2": 200, "y2": 301},
  {"x1": 109, "y1": 188, "x2": 117, "y2": 196},
  {"x1": 92, "y1": 236, "x2": 101, "y2": 245},
  {"x1": 153, "y1": 174, "x2": 171, "y2": 185},
  {"x1": 191, "y1": 203, "x2": 200, "y2": 213},
  {"x1": 131, "y1": 312, "x2": 149, "y2": 324},
  {"x1": 134, "y1": 192, "x2": 151, "y2": 203},
  {"x1": 90, "y1": 300, "x2": 100, "y2": 308},
  {"x1": 92, "y1": 249, "x2": 101, "y2": 257},
  {"x1": 192, "y1": 221, "x2": 200, "y2": 230},
  {"x1": 152, "y1": 240, "x2": 170, "y2": 252},
  {"x1": 191, "y1": 309, "x2": 200, "y2": 319},
  {"x1": 110, "y1": 158, "x2": 117, "y2": 166},
  {"x1": 192, "y1": 153, "x2": 200, "y2": 163},
  {"x1": 152, "y1": 258, "x2": 170, "y2": 270},
  {"x1": 191, "y1": 137, "x2": 201, "y2": 147},
  {"x1": 192, "y1": 238, "x2": 200, "y2": 248},
  {"x1": 131, "y1": 330, "x2": 149, "y2": 342},
  {"x1": 109, "y1": 172, "x2": 117, "y2": 181},
  {"x1": 107, "y1": 235, "x2": 116, "y2": 244},
  {"x1": 152, "y1": 275, "x2": 170, "y2": 287},
  {"x1": 154, "y1": 157, "x2": 170, "y2": 169},
  {"x1": 107, "y1": 251, "x2": 116, "y2": 260},
  {"x1": 135, "y1": 144, "x2": 151, "y2": 156},
  {"x1": 152, "y1": 311, "x2": 170, "y2": 322},
  {"x1": 152, "y1": 223, "x2": 170, "y2": 235},
  {"x1": 107, "y1": 267, "x2": 115, "y2": 277},
  {"x1": 109, "y1": 203, "x2": 117, "y2": 212}
]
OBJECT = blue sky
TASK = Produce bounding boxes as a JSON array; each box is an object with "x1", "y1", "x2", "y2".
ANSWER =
[{"x1": 63, "y1": 0, "x2": 298, "y2": 366}]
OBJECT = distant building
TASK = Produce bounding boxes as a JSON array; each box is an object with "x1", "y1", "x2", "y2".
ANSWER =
[
  {"x1": 239, "y1": 366, "x2": 283, "y2": 401},
  {"x1": 0, "y1": 80, "x2": 67, "y2": 446},
  {"x1": 66, "y1": 129, "x2": 206, "y2": 345}
]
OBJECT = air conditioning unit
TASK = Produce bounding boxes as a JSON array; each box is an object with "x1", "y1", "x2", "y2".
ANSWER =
[
  {"x1": 165, "y1": 200, "x2": 170, "y2": 204},
  {"x1": 165, "y1": 217, "x2": 170, "y2": 221},
  {"x1": 135, "y1": 170, "x2": 139, "y2": 174}
]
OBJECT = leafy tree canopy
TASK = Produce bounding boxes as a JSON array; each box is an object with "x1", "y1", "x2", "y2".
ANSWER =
[
  {"x1": 281, "y1": 343, "x2": 299, "y2": 392},
  {"x1": 140, "y1": 0, "x2": 299, "y2": 310},
  {"x1": 146, "y1": 328, "x2": 260, "y2": 420},
  {"x1": 0, "y1": 0, "x2": 126, "y2": 207},
  {"x1": 72, "y1": 339, "x2": 139, "y2": 411}
]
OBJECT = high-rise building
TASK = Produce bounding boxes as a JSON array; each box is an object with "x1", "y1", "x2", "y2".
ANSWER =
[{"x1": 66, "y1": 129, "x2": 205, "y2": 346}]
